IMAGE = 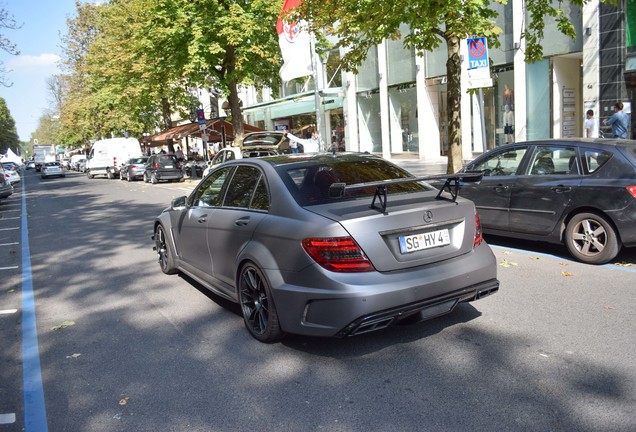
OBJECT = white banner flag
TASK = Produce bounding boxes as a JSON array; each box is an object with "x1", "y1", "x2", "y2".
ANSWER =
[{"x1": 276, "y1": 0, "x2": 313, "y2": 82}]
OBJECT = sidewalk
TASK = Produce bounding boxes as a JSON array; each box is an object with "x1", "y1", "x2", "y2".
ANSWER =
[
  {"x1": 181, "y1": 155, "x2": 449, "y2": 184},
  {"x1": 392, "y1": 158, "x2": 448, "y2": 177}
]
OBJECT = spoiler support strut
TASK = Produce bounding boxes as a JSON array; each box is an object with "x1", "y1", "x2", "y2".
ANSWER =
[{"x1": 328, "y1": 171, "x2": 483, "y2": 214}]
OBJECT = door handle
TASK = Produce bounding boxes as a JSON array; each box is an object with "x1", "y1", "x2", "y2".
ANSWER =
[
  {"x1": 197, "y1": 216, "x2": 207, "y2": 223},
  {"x1": 551, "y1": 186, "x2": 572, "y2": 193},
  {"x1": 235, "y1": 217, "x2": 250, "y2": 226},
  {"x1": 493, "y1": 184, "x2": 509, "y2": 192}
]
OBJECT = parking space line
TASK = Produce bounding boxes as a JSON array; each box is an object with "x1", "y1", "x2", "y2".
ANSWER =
[
  {"x1": 19, "y1": 181, "x2": 48, "y2": 431},
  {"x1": 0, "y1": 309, "x2": 18, "y2": 315},
  {"x1": 0, "y1": 227, "x2": 19, "y2": 231},
  {"x1": 0, "y1": 242, "x2": 19, "y2": 246},
  {"x1": 0, "y1": 413, "x2": 16, "y2": 424},
  {"x1": 0, "y1": 266, "x2": 19, "y2": 270},
  {"x1": 0, "y1": 217, "x2": 20, "y2": 220}
]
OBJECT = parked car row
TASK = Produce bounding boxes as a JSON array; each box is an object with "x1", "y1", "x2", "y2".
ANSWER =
[
  {"x1": 1, "y1": 162, "x2": 21, "y2": 185},
  {"x1": 0, "y1": 164, "x2": 14, "y2": 199}
]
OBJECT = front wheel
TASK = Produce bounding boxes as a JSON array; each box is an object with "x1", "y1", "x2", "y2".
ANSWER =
[
  {"x1": 565, "y1": 212, "x2": 620, "y2": 264},
  {"x1": 87, "y1": 170, "x2": 94, "y2": 179},
  {"x1": 238, "y1": 263, "x2": 284, "y2": 343},
  {"x1": 154, "y1": 224, "x2": 177, "y2": 274}
]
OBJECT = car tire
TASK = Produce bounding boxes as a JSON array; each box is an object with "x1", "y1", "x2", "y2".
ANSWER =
[
  {"x1": 154, "y1": 224, "x2": 178, "y2": 275},
  {"x1": 87, "y1": 170, "x2": 94, "y2": 179},
  {"x1": 151, "y1": 173, "x2": 158, "y2": 184},
  {"x1": 565, "y1": 212, "x2": 620, "y2": 264},
  {"x1": 144, "y1": 173, "x2": 150, "y2": 183},
  {"x1": 107, "y1": 169, "x2": 114, "y2": 180},
  {"x1": 238, "y1": 263, "x2": 284, "y2": 343}
]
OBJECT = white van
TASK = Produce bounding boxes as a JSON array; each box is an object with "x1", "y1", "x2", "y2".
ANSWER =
[{"x1": 86, "y1": 137, "x2": 143, "y2": 179}]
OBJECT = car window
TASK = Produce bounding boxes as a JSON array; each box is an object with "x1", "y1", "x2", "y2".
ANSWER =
[
  {"x1": 583, "y1": 149, "x2": 612, "y2": 174},
  {"x1": 189, "y1": 166, "x2": 233, "y2": 207},
  {"x1": 470, "y1": 146, "x2": 528, "y2": 177},
  {"x1": 223, "y1": 166, "x2": 267, "y2": 209},
  {"x1": 250, "y1": 177, "x2": 269, "y2": 210},
  {"x1": 284, "y1": 157, "x2": 429, "y2": 204},
  {"x1": 528, "y1": 146, "x2": 578, "y2": 176}
]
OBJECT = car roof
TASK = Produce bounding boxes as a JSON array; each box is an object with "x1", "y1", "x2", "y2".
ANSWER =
[{"x1": 508, "y1": 138, "x2": 636, "y2": 148}]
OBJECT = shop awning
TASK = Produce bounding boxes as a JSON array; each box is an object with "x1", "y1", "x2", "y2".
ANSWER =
[{"x1": 143, "y1": 119, "x2": 264, "y2": 146}]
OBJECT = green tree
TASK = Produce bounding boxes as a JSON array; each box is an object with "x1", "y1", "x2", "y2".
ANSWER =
[
  {"x1": 0, "y1": 96, "x2": 19, "y2": 154},
  {"x1": 153, "y1": 0, "x2": 283, "y2": 144},
  {"x1": 56, "y1": 0, "x2": 283, "y2": 148},
  {"x1": 294, "y1": 0, "x2": 607, "y2": 173}
]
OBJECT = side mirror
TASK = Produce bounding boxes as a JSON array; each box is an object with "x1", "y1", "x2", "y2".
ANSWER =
[{"x1": 171, "y1": 196, "x2": 187, "y2": 210}]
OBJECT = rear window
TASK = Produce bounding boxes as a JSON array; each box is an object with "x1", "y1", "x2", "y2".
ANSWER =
[
  {"x1": 243, "y1": 133, "x2": 284, "y2": 147},
  {"x1": 156, "y1": 155, "x2": 178, "y2": 165},
  {"x1": 284, "y1": 157, "x2": 431, "y2": 204}
]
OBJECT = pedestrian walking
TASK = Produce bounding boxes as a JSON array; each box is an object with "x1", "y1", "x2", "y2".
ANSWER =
[
  {"x1": 584, "y1": 109, "x2": 599, "y2": 138},
  {"x1": 605, "y1": 102, "x2": 630, "y2": 138}
]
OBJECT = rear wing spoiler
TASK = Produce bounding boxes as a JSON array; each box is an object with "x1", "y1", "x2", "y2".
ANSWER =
[{"x1": 328, "y1": 171, "x2": 483, "y2": 213}]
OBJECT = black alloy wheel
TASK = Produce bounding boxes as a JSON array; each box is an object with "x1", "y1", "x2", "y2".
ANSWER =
[
  {"x1": 565, "y1": 212, "x2": 620, "y2": 264},
  {"x1": 154, "y1": 224, "x2": 177, "y2": 274},
  {"x1": 238, "y1": 263, "x2": 283, "y2": 343}
]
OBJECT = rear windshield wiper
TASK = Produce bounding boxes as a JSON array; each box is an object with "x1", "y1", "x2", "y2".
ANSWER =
[{"x1": 328, "y1": 171, "x2": 483, "y2": 213}]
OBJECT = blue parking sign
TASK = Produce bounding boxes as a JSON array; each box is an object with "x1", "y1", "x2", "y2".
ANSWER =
[{"x1": 467, "y1": 38, "x2": 489, "y2": 70}]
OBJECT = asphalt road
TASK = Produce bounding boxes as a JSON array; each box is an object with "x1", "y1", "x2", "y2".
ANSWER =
[{"x1": 1, "y1": 168, "x2": 635, "y2": 432}]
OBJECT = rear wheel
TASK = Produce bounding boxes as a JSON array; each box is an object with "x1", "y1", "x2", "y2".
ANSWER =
[
  {"x1": 87, "y1": 170, "x2": 94, "y2": 179},
  {"x1": 154, "y1": 224, "x2": 177, "y2": 274},
  {"x1": 143, "y1": 173, "x2": 150, "y2": 183},
  {"x1": 238, "y1": 263, "x2": 284, "y2": 343},
  {"x1": 151, "y1": 173, "x2": 158, "y2": 184},
  {"x1": 107, "y1": 169, "x2": 114, "y2": 179},
  {"x1": 127, "y1": 174, "x2": 133, "y2": 182},
  {"x1": 565, "y1": 212, "x2": 620, "y2": 264}
]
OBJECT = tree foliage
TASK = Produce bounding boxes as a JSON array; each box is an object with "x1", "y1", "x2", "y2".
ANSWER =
[
  {"x1": 294, "y1": 0, "x2": 599, "y2": 173},
  {"x1": 0, "y1": 96, "x2": 19, "y2": 154},
  {"x1": 56, "y1": 0, "x2": 283, "y2": 147}
]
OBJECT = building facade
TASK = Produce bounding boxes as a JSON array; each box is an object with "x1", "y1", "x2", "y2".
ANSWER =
[{"x1": 239, "y1": 0, "x2": 634, "y2": 163}]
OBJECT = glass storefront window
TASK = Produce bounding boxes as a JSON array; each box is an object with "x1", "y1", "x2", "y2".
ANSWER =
[
  {"x1": 325, "y1": 49, "x2": 343, "y2": 88},
  {"x1": 526, "y1": 59, "x2": 551, "y2": 140},
  {"x1": 494, "y1": 69, "x2": 515, "y2": 147},
  {"x1": 357, "y1": 46, "x2": 379, "y2": 91},
  {"x1": 387, "y1": 24, "x2": 416, "y2": 85},
  {"x1": 357, "y1": 91, "x2": 382, "y2": 153},
  {"x1": 388, "y1": 86, "x2": 418, "y2": 153}
]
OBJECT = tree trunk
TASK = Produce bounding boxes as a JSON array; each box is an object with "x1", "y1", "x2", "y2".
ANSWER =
[
  {"x1": 228, "y1": 78, "x2": 244, "y2": 145},
  {"x1": 445, "y1": 35, "x2": 463, "y2": 174},
  {"x1": 161, "y1": 98, "x2": 175, "y2": 153},
  {"x1": 222, "y1": 46, "x2": 244, "y2": 145}
]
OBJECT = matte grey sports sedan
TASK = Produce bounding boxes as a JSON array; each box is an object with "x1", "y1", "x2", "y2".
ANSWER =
[{"x1": 153, "y1": 153, "x2": 499, "y2": 342}]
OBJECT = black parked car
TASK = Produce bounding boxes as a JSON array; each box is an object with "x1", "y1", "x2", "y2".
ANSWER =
[
  {"x1": 454, "y1": 138, "x2": 636, "y2": 264},
  {"x1": 144, "y1": 154, "x2": 184, "y2": 184}
]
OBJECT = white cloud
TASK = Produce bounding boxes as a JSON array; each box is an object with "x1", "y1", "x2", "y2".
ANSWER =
[{"x1": 7, "y1": 53, "x2": 61, "y2": 70}]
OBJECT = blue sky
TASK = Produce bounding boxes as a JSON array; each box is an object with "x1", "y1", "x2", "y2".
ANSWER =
[{"x1": 1, "y1": 0, "x2": 80, "y2": 142}]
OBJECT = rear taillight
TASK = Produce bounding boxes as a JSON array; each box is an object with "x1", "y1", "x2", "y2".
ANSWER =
[
  {"x1": 302, "y1": 236, "x2": 375, "y2": 272},
  {"x1": 113, "y1": 157, "x2": 118, "y2": 167},
  {"x1": 154, "y1": 163, "x2": 159, "y2": 169},
  {"x1": 473, "y1": 213, "x2": 483, "y2": 248},
  {"x1": 177, "y1": 162, "x2": 181, "y2": 169},
  {"x1": 627, "y1": 186, "x2": 636, "y2": 198}
]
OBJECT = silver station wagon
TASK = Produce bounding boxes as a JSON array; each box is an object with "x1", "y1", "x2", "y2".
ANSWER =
[{"x1": 153, "y1": 153, "x2": 499, "y2": 342}]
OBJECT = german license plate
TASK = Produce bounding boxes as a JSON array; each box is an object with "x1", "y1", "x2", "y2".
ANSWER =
[
  {"x1": 399, "y1": 229, "x2": 450, "y2": 254},
  {"x1": 165, "y1": 165, "x2": 173, "y2": 168}
]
